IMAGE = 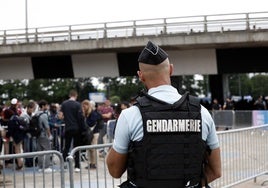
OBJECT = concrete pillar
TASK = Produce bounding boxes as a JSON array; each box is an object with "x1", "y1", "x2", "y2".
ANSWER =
[{"x1": 222, "y1": 74, "x2": 230, "y2": 99}]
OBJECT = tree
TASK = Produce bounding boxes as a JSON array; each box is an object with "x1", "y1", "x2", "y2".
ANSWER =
[
  {"x1": 27, "y1": 79, "x2": 49, "y2": 101},
  {"x1": 0, "y1": 78, "x2": 96, "y2": 105},
  {"x1": 197, "y1": 75, "x2": 210, "y2": 97},
  {"x1": 100, "y1": 76, "x2": 143, "y2": 102},
  {"x1": 250, "y1": 74, "x2": 268, "y2": 98},
  {"x1": 229, "y1": 74, "x2": 252, "y2": 97},
  {"x1": 171, "y1": 75, "x2": 201, "y2": 96},
  {"x1": 76, "y1": 78, "x2": 97, "y2": 101},
  {"x1": 1, "y1": 73, "x2": 268, "y2": 106},
  {"x1": 0, "y1": 80, "x2": 28, "y2": 104}
]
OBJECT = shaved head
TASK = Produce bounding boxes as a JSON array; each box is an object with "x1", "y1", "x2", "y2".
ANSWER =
[
  {"x1": 138, "y1": 58, "x2": 173, "y2": 89},
  {"x1": 139, "y1": 58, "x2": 170, "y2": 74}
]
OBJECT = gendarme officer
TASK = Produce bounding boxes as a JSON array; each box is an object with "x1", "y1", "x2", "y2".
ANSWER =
[{"x1": 106, "y1": 41, "x2": 221, "y2": 188}]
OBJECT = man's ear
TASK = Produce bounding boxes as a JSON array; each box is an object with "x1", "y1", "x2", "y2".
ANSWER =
[
  {"x1": 169, "y1": 64, "x2": 174, "y2": 76},
  {"x1": 137, "y1": 70, "x2": 145, "y2": 82}
]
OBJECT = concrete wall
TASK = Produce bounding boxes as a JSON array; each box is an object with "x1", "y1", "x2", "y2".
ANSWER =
[
  {"x1": 0, "y1": 57, "x2": 34, "y2": 79},
  {"x1": 168, "y1": 49, "x2": 217, "y2": 75},
  {"x1": 0, "y1": 49, "x2": 218, "y2": 79}
]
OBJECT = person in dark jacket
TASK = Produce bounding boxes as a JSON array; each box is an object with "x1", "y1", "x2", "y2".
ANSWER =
[
  {"x1": 6, "y1": 109, "x2": 26, "y2": 170},
  {"x1": 61, "y1": 90, "x2": 84, "y2": 172}
]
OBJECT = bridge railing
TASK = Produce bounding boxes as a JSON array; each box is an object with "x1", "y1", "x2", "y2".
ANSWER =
[{"x1": 1, "y1": 11, "x2": 268, "y2": 45}]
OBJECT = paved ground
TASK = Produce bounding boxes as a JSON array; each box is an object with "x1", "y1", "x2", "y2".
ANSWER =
[
  {"x1": 233, "y1": 174, "x2": 268, "y2": 188},
  {"x1": 1, "y1": 161, "x2": 268, "y2": 188},
  {"x1": 1, "y1": 174, "x2": 268, "y2": 188}
]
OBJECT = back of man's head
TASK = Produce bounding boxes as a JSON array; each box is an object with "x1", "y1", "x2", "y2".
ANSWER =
[
  {"x1": 27, "y1": 101, "x2": 36, "y2": 109},
  {"x1": 137, "y1": 41, "x2": 172, "y2": 88},
  {"x1": 38, "y1": 100, "x2": 48, "y2": 109},
  {"x1": 69, "y1": 89, "x2": 78, "y2": 98}
]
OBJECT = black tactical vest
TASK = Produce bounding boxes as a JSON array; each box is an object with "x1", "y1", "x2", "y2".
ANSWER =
[{"x1": 127, "y1": 92, "x2": 206, "y2": 188}]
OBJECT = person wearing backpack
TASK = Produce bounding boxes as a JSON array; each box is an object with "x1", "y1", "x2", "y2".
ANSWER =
[
  {"x1": 20, "y1": 101, "x2": 37, "y2": 167},
  {"x1": 35, "y1": 100, "x2": 54, "y2": 173}
]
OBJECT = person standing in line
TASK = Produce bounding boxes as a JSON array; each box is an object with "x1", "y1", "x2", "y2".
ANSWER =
[
  {"x1": 2, "y1": 98, "x2": 25, "y2": 170},
  {"x1": 97, "y1": 99, "x2": 114, "y2": 157},
  {"x1": 1, "y1": 98, "x2": 22, "y2": 164},
  {"x1": 106, "y1": 41, "x2": 221, "y2": 187},
  {"x1": 48, "y1": 103, "x2": 63, "y2": 151},
  {"x1": 253, "y1": 95, "x2": 267, "y2": 110},
  {"x1": 222, "y1": 97, "x2": 235, "y2": 129},
  {"x1": 81, "y1": 99, "x2": 103, "y2": 169},
  {"x1": 5, "y1": 108, "x2": 26, "y2": 170},
  {"x1": 61, "y1": 90, "x2": 84, "y2": 172},
  {"x1": 9, "y1": 98, "x2": 22, "y2": 116},
  {"x1": 211, "y1": 98, "x2": 222, "y2": 131},
  {"x1": 36, "y1": 100, "x2": 54, "y2": 172},
  {"x1": 223, "y1": 97, "x2": 234, "y2": 110},
  {"x1": 0, "y1": 107, "x2": 12, "y2": 184},
  {"x1": 20, "y1": 101, "x2": 37, "y2": 167},
  {"x1": 211, "y1": 98, "x2": 222, "y2": 111},
  {"x1": 1, "y1": 108, "x2": 14, "y2": 166}
]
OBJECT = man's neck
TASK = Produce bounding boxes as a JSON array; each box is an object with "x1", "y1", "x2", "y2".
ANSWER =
[{"x1": 69, "y1": 96, "x2": 76, "y2": 101}]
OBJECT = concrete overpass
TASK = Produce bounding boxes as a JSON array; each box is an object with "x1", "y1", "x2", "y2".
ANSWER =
[{"x1": 1, "y1": 11, "x2": 268, "y2": 101}]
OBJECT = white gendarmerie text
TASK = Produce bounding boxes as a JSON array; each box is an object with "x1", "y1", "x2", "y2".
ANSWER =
[{"x1": 146, "y1": 119, "x2": 201, "y2": 132}]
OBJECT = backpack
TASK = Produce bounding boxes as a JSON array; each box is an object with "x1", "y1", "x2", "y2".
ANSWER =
[
  {"x1": 9, "y1": 115, "x2": 28, "y2": 131},
  {"x1": 28, "y1": 113, "x2": 44, "y2": 137}
]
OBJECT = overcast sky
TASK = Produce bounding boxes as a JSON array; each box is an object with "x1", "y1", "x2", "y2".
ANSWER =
[{"x1": 0, "y1": 0, "x2": 267, "y2": 30}]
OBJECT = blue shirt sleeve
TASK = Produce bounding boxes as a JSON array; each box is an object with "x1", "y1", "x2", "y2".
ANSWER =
[
  {"x1": 113, "y1": 106, "x2": 143, "y2": 154},
  {"x1": 201, "y1": 106, "x2": 219, "y2": 150}
]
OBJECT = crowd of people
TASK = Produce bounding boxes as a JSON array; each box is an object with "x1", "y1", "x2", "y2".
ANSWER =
[
  {"x1": 0, "y1": 90, "x2": 131, "y2": 173},
  {"x1": 202, "y1": 95, "x2": 267, "y2": 111}
]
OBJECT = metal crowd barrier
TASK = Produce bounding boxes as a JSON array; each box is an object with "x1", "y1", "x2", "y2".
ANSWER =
[
  {"x1": 107, "y1": 119, "x2": 116, "y2": 143},
  {"x1": 66, "y1": 143, "x2": 124, "y2": 188},
  {"x1": 211, "y1": 110, "x2": 264, "y2": 129},
  {"x1": 67, "y1": 125, "x2": 268, "y2": 188},
  {"x1": 0, "y1": 150, "x2": 65, "y2": 188},
  {"x1": 210, "y1": 124, "x2": 268, "y2": 187},
  {"x1": 0, "y1": 125, "x2": 267, "y2": 187}
]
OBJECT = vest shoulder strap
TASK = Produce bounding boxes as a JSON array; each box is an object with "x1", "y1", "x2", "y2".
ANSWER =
[{"x1": 136, "y1": 91, "x2": 201, "y2": 112}]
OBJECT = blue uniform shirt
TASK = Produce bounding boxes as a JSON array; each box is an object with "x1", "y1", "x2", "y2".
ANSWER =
[{"x1": 113, "y1": 85, "x2": 219, "y2": 154}]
